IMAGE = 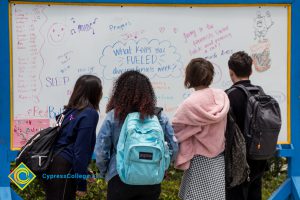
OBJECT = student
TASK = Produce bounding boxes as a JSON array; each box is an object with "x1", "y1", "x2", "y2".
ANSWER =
[
  {"x1": 95, "y1": 70, "x2": 178, "y2": 200},
  {"x1": 226, "y1": 51, "x2": 268, "y2": 200},
  {"x1": 44, "y1": 75, "x2": 103, "y2": 200},
  {"x1": 172, "y1": 58, "x2": 229, "y2": 200}
]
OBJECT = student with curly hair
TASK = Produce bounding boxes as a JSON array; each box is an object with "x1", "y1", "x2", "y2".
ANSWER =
[
  {"x1": 173, "y1": 58, "x2": 229, "y2": 200},
  {"x1": 95, "y1": 70, "x2": 178, "y2": 200}
]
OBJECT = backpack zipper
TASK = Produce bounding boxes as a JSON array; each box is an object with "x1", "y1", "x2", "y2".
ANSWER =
[{"x1": 257, "y1": 131, "x2": 262, "y2": 150}]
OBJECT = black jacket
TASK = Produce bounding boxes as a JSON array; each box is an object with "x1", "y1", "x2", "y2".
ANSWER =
[{"x1": 226, "y1": 80, "x2": 253, "y2": 133}]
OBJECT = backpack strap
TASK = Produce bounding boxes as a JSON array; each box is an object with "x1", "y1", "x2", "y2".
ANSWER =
[
  {"x1": 226, "y1": 109, "x2": 235, "y2": 138},
  {"x1": 255, "y1": 85, "x2": 266, "y2": 95},
  {"x1": 56, "y1": 114, "x2": 65, "y2": 127},
  {"x1": 56, "y1": 114, "x2": 73, "y2": 132},
  {"x1": 154, "y1": 107, "x2": 163, "y2": 117},
  {"x1": 230, "y1": 84, "x2": 263, "y2": 98},
  {"x1": 154, "y1": 106, "x2": 169, "y2": 143},
  {"x1": 55, "y1": 109, "x2": 70, "y2": 123},
  {"x1": 52, "y1": 110, "x2": 82, "y2": 159},
  {"x1": 234, "y1": 85, "x2": 256, "y2": 97},
  {"x1": 226, "y1": 87, "x2": 236, "y2": 95},
  {"x1": 57, "y1": 109, "x2": 84, "y2": 129},
  {"x1": 57, "y1": 117, "x2": 73, "y2": 133}
]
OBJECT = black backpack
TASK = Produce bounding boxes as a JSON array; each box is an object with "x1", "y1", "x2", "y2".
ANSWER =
[
  {"x1": 225, "y1": 109, "x2": 250, "y2": 188},
  {"x1": 15, "y1": 114, "x2": 70, "y2": 174},
  {"x1": 232, "y1": 84, "x2": 282, "y2": 160}
]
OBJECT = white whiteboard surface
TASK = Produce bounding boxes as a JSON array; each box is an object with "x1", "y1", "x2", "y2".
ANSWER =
[{"x1": 11, "y1": 4, "x2": 289, "y2": 149}]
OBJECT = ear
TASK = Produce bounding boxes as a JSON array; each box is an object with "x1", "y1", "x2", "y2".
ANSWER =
[
  {"x1": 229, "y1": 69, "x2": 235, "y2": 77},
  {"x1": 229, "y1": 69, "x2": 237, "y2": 83}
]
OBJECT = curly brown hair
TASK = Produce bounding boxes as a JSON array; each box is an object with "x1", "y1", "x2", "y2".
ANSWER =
[{"x1": 106, "y1": 70, "x2": 156, "y2": 122}]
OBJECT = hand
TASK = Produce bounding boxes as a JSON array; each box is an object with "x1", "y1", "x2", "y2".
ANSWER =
[
  {"x1": 164, "y1": 171, "x2": 170, "y2": 180},
  {"x1": 87, "y1": 169, "x2": 96, "y2": 183},
  {"x1": 76, "y1": 191, "x2": 86, "y2": 197},
  {"x1": 87, "y1": 176, "x2": 96, "y2": 183}
]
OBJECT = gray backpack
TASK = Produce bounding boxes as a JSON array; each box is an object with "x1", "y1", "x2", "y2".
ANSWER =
[
  {"x1": 225, "y1": 109, "x2": 250, "y2": 188},
  {"x1": 232, "y1": 84, "x2": 282, "y2": 160}
]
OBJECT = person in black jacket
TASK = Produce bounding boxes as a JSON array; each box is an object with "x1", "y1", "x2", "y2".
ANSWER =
[{"x1": 226, "y1": 51, "x2": 268, "y2": 200}]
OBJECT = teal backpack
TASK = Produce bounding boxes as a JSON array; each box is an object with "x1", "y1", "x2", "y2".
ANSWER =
[{"x1": 116, "y1": 112, "x2": 170, "y2": 185}]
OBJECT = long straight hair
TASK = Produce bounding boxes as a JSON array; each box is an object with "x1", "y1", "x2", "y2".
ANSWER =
[{"x1": 65, "y1": 75, "x2": 103, "y2": 111}]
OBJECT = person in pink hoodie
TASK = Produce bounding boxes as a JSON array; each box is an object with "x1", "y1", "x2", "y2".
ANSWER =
[{"x1": 172, "y1": 58, "x2": 230, "y2": 200}]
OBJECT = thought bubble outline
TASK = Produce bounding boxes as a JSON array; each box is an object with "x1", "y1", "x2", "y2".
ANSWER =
[{"x1": 99, "y1": 38, "x2": 183, "y2": 80}]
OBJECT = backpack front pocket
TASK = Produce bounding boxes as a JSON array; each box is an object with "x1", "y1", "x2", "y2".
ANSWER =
[{"x1": 124, "y1": 145, "x2": 164, "y2": 185}]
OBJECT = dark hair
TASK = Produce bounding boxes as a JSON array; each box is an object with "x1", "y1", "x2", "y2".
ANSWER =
[
  {"x1": 184, "y1": 58, "x2": 214, "y2": 88},
  {"x1": 65, "y1": 75, "x2": 103, "y2": 111},
  {"x1": 106, "y1": 70, "x2": 156, "y2": 122},
  {"x1": 228, "y1": 51, "x2": 253, "y2": 77}
]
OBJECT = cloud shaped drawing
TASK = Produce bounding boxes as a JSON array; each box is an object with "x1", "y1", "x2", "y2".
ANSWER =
[{"x1": 99, "y1": 38, "x2": 183, "y2": 79}]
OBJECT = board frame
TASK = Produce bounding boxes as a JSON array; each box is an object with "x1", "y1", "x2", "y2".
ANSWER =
[{"x1": 0, "y1": 0, "x2": 299, "y2": 199}]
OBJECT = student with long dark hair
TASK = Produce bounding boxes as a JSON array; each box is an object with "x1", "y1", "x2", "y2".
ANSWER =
[
  {"x1": 44, "y1": 75, "x2": 103, "y2": 200},
  {"x1": 95, "y1": 70, "x2": 178, "y2": 200}
]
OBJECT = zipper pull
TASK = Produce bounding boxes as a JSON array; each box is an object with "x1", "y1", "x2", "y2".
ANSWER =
[
  {"x1": 257, "y1": 132, "x2": 262, "y2": 150},
  {"x1": 247, "y1": 169, "x2": 251, "y2": 182}
]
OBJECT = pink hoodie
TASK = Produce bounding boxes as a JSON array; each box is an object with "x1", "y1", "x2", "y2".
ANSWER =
[{"x1": 172, "y1": 88, "x2": 230, "y2": 170}]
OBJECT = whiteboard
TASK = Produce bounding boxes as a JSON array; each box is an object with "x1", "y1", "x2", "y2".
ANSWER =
[{"x1": 11, "y1": 3, "x2": 289, "y2": 149}]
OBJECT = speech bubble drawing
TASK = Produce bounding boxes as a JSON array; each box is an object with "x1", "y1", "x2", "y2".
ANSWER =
[{"x1": 99, "y1": 39, "x2": 183, "y2": 79}]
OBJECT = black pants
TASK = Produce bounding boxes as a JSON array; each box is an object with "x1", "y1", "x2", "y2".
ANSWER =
[
  {"x1": 44, "y1": 155, "x2": 76, "y2": 200},
  {"x1": 107, "y1": 175, "x2": 161, "y2": 200},
  {"x1": 226, "y1": 159, "x2": 268, "y2": 200}
]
